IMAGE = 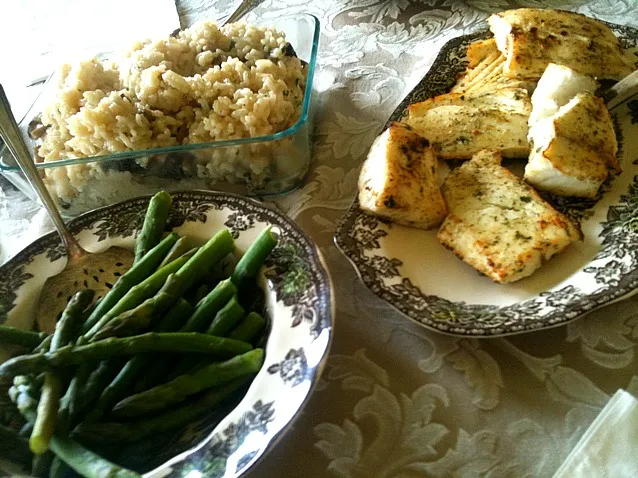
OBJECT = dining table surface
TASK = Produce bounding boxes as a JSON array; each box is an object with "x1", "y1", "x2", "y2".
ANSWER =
[{"x1": 2, "y1": 0, "x2": 638, "y2": 476}]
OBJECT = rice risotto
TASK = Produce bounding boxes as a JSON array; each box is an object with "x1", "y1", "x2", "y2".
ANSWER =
[{"x1": 35, "y1": 21, "x2": 308, "y2": 201}]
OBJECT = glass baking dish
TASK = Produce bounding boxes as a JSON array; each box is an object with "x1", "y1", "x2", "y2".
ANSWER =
[{"x1": 0, "y1": 13, "x2": 320, "y2": 217}]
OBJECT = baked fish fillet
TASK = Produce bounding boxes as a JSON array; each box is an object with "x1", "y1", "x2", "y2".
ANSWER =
[
  {"x1": 488, "y1": 8, "x2": 635, "y2": 80},
  {"x1": 528, "y1": 63, "x2": 598, "y2": 125},
  {"x1": 405, "y1": 88, "x2": 531, "y2": 159},
  {"x1": 358, "y1": 123, "x2": 447, "y2": 229},
  {"x1": 437, "y1": 149, "x2": 581, "y2": 283},
  {"x1": 467, "y1": 38, "x2": 499, "y2": 68},
  {"x1": 525, "y1": 93, "x2": 619, "y2": 198},
  {"x1": 451, "y1": 39, "x2": 536, "y2": 94}
]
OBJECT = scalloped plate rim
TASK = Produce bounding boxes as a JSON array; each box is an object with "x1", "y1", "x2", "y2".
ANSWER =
[
  {"x1": 334, "y1": 23, "x2": 638, "y2": 338},
  {"x1": 0, "y1": 189, "x2": 334, "y2": 477}
]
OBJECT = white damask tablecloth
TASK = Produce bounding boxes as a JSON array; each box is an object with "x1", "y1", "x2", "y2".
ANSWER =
[{"x1": 2, "y1": 1, "x2": 638, "y2": 476}]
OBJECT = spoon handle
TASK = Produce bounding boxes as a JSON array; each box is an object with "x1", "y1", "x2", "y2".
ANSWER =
[
  {"x1": 603, "y1": 69, "x2": 638, "y2": 110},
  {"x1": 0, "y1": 85, "x2": 85, "y2": 260},
  {"x1": 222, "y1": 0, "x2": 264, "y2": 26}
]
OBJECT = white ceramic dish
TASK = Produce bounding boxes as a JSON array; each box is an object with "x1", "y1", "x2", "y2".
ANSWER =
[
  {"x1": 335, "y1": 23, "x2": 638, "y2": 337},
  {"x1": 0, "y1": 190, "x2": 333, "y2": 477}
]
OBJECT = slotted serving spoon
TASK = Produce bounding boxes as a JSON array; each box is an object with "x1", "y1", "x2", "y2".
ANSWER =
[{"x1": 0, "y1": 85, "x2": 134, "y2": 333}]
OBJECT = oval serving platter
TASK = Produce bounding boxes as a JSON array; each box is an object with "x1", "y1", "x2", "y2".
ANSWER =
[
  {"x1": 0, "y1": 190, "x2": 333, "y2": 477},
  {"x1": 334, "y1": 22, "x2": 638, "y2": 337}
]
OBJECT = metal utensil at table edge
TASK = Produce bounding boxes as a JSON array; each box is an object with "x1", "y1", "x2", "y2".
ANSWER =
[
  {"x1": 0, "y1": 85, "x2": 134, "y2": 333},
  {"x1": 222, "y1": 0, "x2": 264, "y2": 26},
  {"x1": 603, "y1": 69, "x2": 638, "y2": 110}
]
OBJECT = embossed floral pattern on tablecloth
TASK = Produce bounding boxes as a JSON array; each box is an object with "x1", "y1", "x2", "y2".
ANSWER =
[
  {"x1": 0, "y1": 0, "x2": 636, "y2": 476},
  {"x1": 212, "y1": 1, "x2": 635, "y2": 475}
]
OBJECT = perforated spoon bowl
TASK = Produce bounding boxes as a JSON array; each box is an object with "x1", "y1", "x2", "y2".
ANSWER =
[{"x1": 0, "y1": 85, "x2": 134, "y2": 333}]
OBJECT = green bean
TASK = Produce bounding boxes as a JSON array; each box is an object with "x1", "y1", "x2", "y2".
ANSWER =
[
  {"x1": 181, "y1": 279, "x2": 237, "y2": 332},
  {"x1": 0, "y1": 333, "x2": 252, "y2": 376},
  {"x1": 49, "y1": 435, "x2": 139, "y2": 478},
  {"x1": 82, "y1": 232, "x2": 179, "y2": 333},
  {"x1": 75, "y1": 377, "x2": 251, "y2": 443},
  {"x1": 112, "y1": 349, "x2": 263, "y2": 418},
  {"x1": 83, "y1": 255, "x2": 187, "y2": 338},
  {"x1": 157, "y1": 237, "x2": 193, "y2": 269},
  {"x1": 134, "y1": 191, "x2": 173, "y2": 263},
  {"x1": 229, "y1": 312, "x2": 267, "y2": 344},
  {"x1": 30, "y1": 373, "x2": 61, "y2": 454},
  {"x1": 51, "y1": 289, "x2": 95, "y2": 351},
  {"x1": 0, "y1": 325, "x2": 47, "y2": 350},
  {"x1": 86, "y1": 299, "x2": 194, "y2": 422},
  {"x1": 231, "y1": 226, "x2": 278, "y2": 287}
]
